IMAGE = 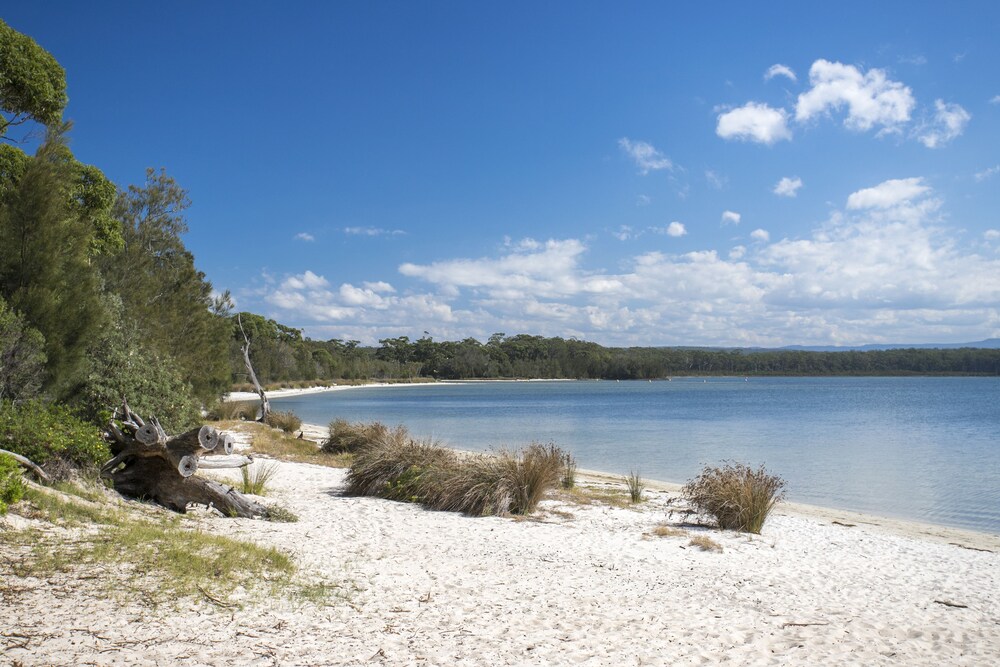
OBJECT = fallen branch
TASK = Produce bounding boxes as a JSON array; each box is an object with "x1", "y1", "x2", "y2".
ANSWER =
[
  {"x1": 0, "y1": 448, "x2": 50, "y2": 482},
  {"x1": 781, "y1": 621, "x2": 830, "y2": 629},
  {"x1": 949, "y1": 542, "x2": 994, "y2": 553},
  {"x1": 934, "y1": 600, "x2": 968, "y2": 609}
]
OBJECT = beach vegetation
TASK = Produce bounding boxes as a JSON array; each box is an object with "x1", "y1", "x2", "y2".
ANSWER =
[
  {"x1": 322, "y1": 418, "x2": 389, "y2": 454},
  {"x1": 207, "y1": 400, "x2": 260, "y2": 421},
  {"x1": 683, "y1": 461, "x2": 785, "y2": 534},
  {"x1": 0, "y1": 296, "x2": 47, "y2": 402},
  {"x1": 346, "y1": 428, "x2": 564, "y2": 516},
  {"x1": 239, "y1": 460, "x2": 280, "y2": 495},
  {"x1": 0, "y1": 451, "x2": 26, "y2": 513},
  {"x1": 650, "y1": 524, "x2": 686, "y2": 538},
  {"x1": 0, "y1": 399, "x2": 110, "y2": 474},
  {"x1": 625, "y1": 470, "x2": 645, "y2": 503},
  {"x1": 689, "y1": 535, "x2": 723, "y2": 552},
  {"x1": 560, "y1": 451, "x2": 577, "y2": 489},
  {"x1": 264, "y1": 409, "x2": 302, "y2": 433}
]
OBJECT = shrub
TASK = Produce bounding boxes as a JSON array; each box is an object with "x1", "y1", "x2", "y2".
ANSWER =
[
  {"x1": 322, "y1": 419, "x2": 388, "y2": 454},
  {"x1": 0, "y1": 400, "x2": 110, "y2": 472},
  {"x1": 264, "y1": 410, "x2": 302, "y2": 433},
  {"x1": 345, "y1": 425, "x2": 454, "y2": 502},
  {"x1": 682, "y1": 461, "x2": 785, "y2": 534},
  {"x1": 239, "y1": 460, "x2": 280, "y2": 495},
  {"x1": 624, "y1": 470, "x2": 645, "y2": 503},
  {"x1": 560, "y1": 452, "x2": 577, "y2": 489},
  {"x1": 207, "y1": 400, "x2": 259, "y2": 421},
  {"x1": 0, "y1": 452, "x2": 26, "y2": 514}
]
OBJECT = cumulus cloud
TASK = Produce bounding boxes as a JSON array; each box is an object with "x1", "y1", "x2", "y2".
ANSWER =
[
  {"x1": 344, "y1": 226, "x2": 406, "y2": 236},
  {"x1": 846, "y1": 178, "x2": 930, "y2": 210},
  {"x1": 795, "y1": 59, "x2": 915, "y2": 132},
  {"x1": 764, "y1": 64, "x2": 797, "y2": 82},
  {"x1": 282, "y1": 270, "x2": 329, "y2": 290},
  {"x1": 650, "y1": 222, "x2": 687, "y2": 237},
  {"x1": 294, "y1": 232, "x2": 315, "y2": 242},
  {"x1": 618, "y1": 138, "x2": 674, "y2": 174},
  {"x1": 975, "y1": 166, "x2": 1000, "y2": 182},
  {"x1": 716, "y1": 102, "x2": 792, "y2": 144},
  {"x1": 917, "y1": 100, "x2": 971, "y2": 148},
  {"x1": 985, "y1": 230, "x2": 1000, "y2": 241},
  {"x1": 774, "y1": 176, "x2": 803, "y2": 197},
  {"x1": 750, "y1": 229, "x2": 770, "y2": 242},
  {"x1": 721, "y1": 210, "x2": 741, "y2": 225}
]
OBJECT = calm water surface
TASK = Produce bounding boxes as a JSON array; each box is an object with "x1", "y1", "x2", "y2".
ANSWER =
[{"x1": 272, "y1": 377, "x2": 1000, "y2": 533}]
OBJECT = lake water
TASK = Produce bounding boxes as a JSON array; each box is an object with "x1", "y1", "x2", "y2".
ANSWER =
[{"x1": 271, "y1": 377, "x2": 1000, "y2": 534}]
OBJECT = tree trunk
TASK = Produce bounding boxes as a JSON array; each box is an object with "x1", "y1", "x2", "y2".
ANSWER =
[{"x1": 102, "y1": 399, "x2": 267, "y2": 518}]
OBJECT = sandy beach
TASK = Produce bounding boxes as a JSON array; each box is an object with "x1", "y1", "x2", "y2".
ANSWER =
[{"x1": 3, "y1": 418, "x2": 999, "y2": 666}]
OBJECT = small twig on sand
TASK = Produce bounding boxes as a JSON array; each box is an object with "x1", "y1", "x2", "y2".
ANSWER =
[
  {"x1": 934, "y1": 600, "x2": 968, "y2": 609},
  {"x1": 949, "y1": 542, "x2": 994, "y2": 553},
  {"x1": 197, "y1": 585, "x2": 237, "y2": 608},
  {"x1": 832, "y1": 520, "x2": 856, "y2": 527},
  {"x1": 781, "y1": 621, "x2": 830, "y2": 629}
]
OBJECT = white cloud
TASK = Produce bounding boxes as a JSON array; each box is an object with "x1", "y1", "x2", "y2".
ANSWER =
[
  {"x1": 846, "y1": 177, "x2": 930, "y2": 210},
  {"x1": 636, "y1": 194, "x2": 651, "y2": 206},
  {"x1": 795, "y1": 59, "x2": 915, "y2": 132},
  {"x1": 974, "y1": 166, "x2": 1000, "y2": 182},
  {"x1": 773, "y1": 176, "x2": 803, "y2": 197},
  {"x1": 294, "y1": 232, "x2": 315, "y2": 242},
  {"x1": 897, "y1": 54, "x2": 927, "y2": 66},
  {"x1": 618, "y1": 138, "x2": 674, "y2": 174},
  {"x1": 991, "y1": 95, "x2": 1000, "y2": 105},
  {"x1": 344, "y1": 226, "x2": 406, "y2": 236},
  {"x1": 650, "y1": 221, "x2": 687, "y2": 237},
  {"x1": 764, "y1": 64, "x2": 797, "y2": 82},
  {"x1": 985, "y1": 230, "x2": 1000, "y2": 241},
  {"x1": 751, "y1": 229, "x2": 770, "y2": 242},
  {"x1": 282, "y1": 270, "x2": 329, "y2": 290},
  {"x1": 363, "y1": 281, "x2": 395, "y2": 293},
  {"x1": 729, "y1": 245, "x2": 747, "y2": 260},
  {"x1": 917, "y1": 100, "x2": 970, "y2": 148},
  {"x1": 716, "y1": 102, "x2": 792, "y2": 144},
  {"x1": 721, "y1": 210, "x2": 741, "y2": 225},
  {"x1": 613, "y1": 225, "x2": 635, "y2": 241},
  {"x1": 705, "y1": 170, "x2": 727, "y2": 189}
]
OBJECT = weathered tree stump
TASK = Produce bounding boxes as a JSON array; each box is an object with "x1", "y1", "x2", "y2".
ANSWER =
[{"x1": 101, "y1": 399, "x2": 269, "y2": 518}]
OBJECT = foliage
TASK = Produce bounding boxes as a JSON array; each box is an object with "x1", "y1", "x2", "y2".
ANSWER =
[
  {"x1": 207, "y1": 400, "x2": 260, "y2": 421},
  {"x1": 0, "y1": 130, "x2": 107, "y2": 399},
  {"x1": 76, "y1": 294, "x2": 201, "y2": 432},
  {"x1": 98, "y1": 168, "x2": 230, "y2": 405},
  {"x1": 683, "y1": 461, "x2": 786, "y2": 534},
  {"x1": 239, "y1": 460, "x2": 280, "y2": 495},
  {"x1": 624, "y1": 470, "x2": 645, "y2": 503},
  {"x1": 0, "y1": 19, "x2": 67, "y2": 137},
  {"x1": 322, "y1": 419, "x2": 388, "y2": 454},
  {"x1": 264, "y1": 410, "x2": 302, "y2": 433},
  {"x1": 346, "y1": 429, "x2": 563, "y2": 516},
  {"x1": 0, "y1": 399, "x2": 110, "y2": 471},
  {"x1": 0, "y1": 452, "x2": 26, "y2": 514},
  {"x1": 560, "y1": 451, "x2": 577, "y2": 489},
  {"x1": 0, "y1": 295, "x2": 46, "y2": 402}
]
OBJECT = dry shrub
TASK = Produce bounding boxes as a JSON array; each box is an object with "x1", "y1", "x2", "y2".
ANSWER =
[
  {"x1": 208, "y1": 400, "x2": 259, "y2": 421},
  {"x1": 651, "y1": 524, "x2": 686, "y2": 538},
  {"x1": 689, "y1": 535, "x2": 723, "y2": 552},
  {"x1": 682, "y1": 461, "x2": 785, "y2": 534},
  {"x1": 322, "y1": 419, "x2": 389, "y2": 454},
  {"x1": 346, "y1": 434, "x2": 564, "y2": 517},
  {"x1": 264, "y1": 410, "x2": 302, "y2": 433}
]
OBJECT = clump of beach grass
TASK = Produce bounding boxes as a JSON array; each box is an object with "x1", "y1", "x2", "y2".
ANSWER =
[
  {"x1": 682, "y1": 461, "x2": 785, "y2": 534},
  {"x1": 624, "y1": 470, "x2": 645, "y2": 503},
  {"x1": 560, "y1": 452, "x2": 578, "y2": 489},
  {"x1": 264, "y1": 410, "x2": 302, "y2": 433},
  {"x1": 346, "y1": 429, "x2": 565, "y2": 516},
  {"x1": 322, "y1": 419, "x2": 389, "y2": 454},
  {"x1": 207, "y1": 400, "x2": 259, "y2": 421},
  {"x1": 689, "y1": 535, "x2": 723, "y2": 552},
  {"x1": 240, "y1": 460, "x2": 281, "y2": 495},
  {"x1": 650, "y1": 524, "x2": 687, "y2": 538}
]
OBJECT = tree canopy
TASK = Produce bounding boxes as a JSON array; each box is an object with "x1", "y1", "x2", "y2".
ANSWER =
[{"x1": 0, "y1": 18, "x2": 67, "y2": 140}]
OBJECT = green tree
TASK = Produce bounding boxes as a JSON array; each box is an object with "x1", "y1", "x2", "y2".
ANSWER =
[
  {"x1": 0, "y1": 130, "x2": 106, "y2": 398},
  {"x1": 0, "y1": 295, "x2": 46, "y2": 402},
  {"x1": 98, "y1": 168, "x2": 230, "y2": 404},
  {"x1": 0, "y1": 18, "x2": 67, "y2": 141}
]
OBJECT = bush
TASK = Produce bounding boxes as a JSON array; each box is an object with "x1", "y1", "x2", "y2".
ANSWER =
[
  {"x1": 322, "y1": 419, "x2": 388, "y2": 454},
  {"x1": 0, "y1": 452, "x2": 26, "y2": 514},
  {"x1": 346, "y1": 431, "x2": 564, "y2": 517},
  {"x1": 207, "y1": 400, "x2": 259, "y2": 421},
  {"x1": 264, "y1": 410, "x2": 302, "y2": 433},
  {"x1": 0, "y1": 400, "x2": 111, "y2": 472},
  {"x1": 682, "y1": 461, "x2": 785, "y2": 534}
]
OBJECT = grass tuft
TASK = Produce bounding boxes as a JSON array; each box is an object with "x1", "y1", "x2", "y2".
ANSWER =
[
  {"x1": 560, "y1": 452, "x2": 578, "y2": 489},
  {"x1": 689, "y1": 535, "x2": 724, "y2": 552},
  {"x1": 322, "y1": 419, "x2": 389, "y2": 454},
  {"x1": 239, "y1": 460, "x2": 281, "y2": 495},
  {"x1": 682, "y1": 461, "x2": 785, "y2": 534},
  {"x1": 208, "y1": 400, "x2": 260, "y2": 421},
  {"x1": 624, "y1": 470, "x2": 645, "y2": 503},
  {"x1": 650, "y1": 524, "x2": 687, "y2": 538},
  {"x1": 264, "y1": 410, "x2": 302, "y2": 433}
]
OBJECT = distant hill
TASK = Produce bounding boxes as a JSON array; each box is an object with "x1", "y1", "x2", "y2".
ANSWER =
[{"x1": 771, "y1": 338, "x2": 1000, "y2": 352}]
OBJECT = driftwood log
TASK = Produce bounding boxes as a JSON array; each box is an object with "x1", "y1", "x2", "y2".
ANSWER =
[{"x1": 101, "y1": 399, "x2": 269, "y2": 518}]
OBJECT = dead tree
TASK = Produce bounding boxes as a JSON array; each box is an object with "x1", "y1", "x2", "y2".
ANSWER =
[
  {"x1": 238, "y1": 313, "x2": 270, "y2": 423},
  {"x1": 101, "y1": 399, "x2": 269, "y2": 518}
]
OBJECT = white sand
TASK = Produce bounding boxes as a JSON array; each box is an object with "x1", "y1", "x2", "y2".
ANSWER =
[
  {"x1": 3, "y1": 427, "x2": 999, "y2": 666},
  {"x1": 225, "y1": 381, "x2": 454, "y2": 402}
]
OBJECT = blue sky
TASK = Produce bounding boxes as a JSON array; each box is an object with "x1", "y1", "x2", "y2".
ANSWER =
[{"x1": 5, "y1": 2, "x2": 1000, "y2": 346}]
